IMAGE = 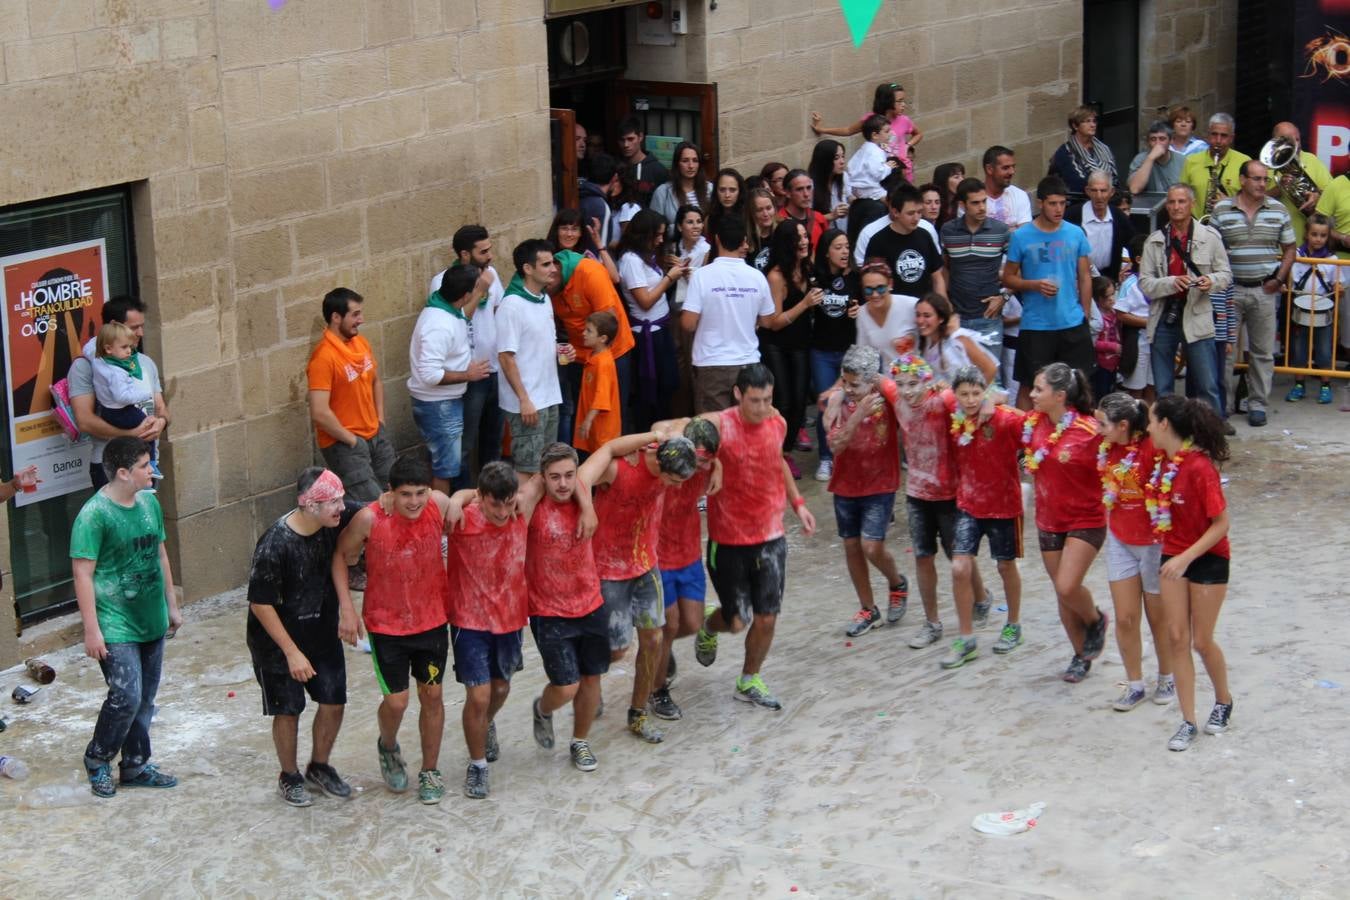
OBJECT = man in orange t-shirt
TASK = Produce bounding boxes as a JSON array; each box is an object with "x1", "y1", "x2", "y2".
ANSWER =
[
  {"x1": 552, "y1": 250, "x2": 634, "y2": 443},
  {"x1": 307, "y1": 287, "x2": 395, "y2": 502}
]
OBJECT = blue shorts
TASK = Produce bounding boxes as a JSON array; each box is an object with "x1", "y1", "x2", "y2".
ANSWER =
[
  {"x1": 905, "y1": 496, "x2": 956, "y2": 559},
  {"x1": 952, "y1": 509, "x2": 1022, "y2": 561},
  {"x1": 410, "y1": 396, "x2": 464, "y2": 480},
  {"x1": 450, "y1": 626, "x2": 523, "y2": 687},
  {"x1": 833, "y1": 492, "x2": 896, "y2": 542},
  {"x1": 660, "y1": 559, "x2": 707, "y2": 607}
]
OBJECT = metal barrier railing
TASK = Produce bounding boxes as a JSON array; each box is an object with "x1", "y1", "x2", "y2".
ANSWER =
[{"x1": 1277, "y1": 255, "x2": 1348, "y2": 379}]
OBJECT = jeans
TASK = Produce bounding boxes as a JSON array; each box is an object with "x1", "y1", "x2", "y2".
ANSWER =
[
  {"x1": 809, "y1": 348, "x2": 845, "y2": 462},
  {"x1": 1151, "y1": 320, "x2": 1221, "y2": 415},
  {"x1": 962, "y1": 316, "x2": 1005, "y2": 386},
  {"x1": 84, "y1": 637, "x2": 164, "y2": 779},
  {"x1": 557, "y1": 361, "x2": 583, "y2": 447},
  {"x1": 1288, "y1": 322, "x2": 1332, "y2": 373},
  {"x1": 410, "y1": 396, "x2": 464, "y2": 482},
  {"x1": 1228, "y1": 285, "x2": 1277, "y2": 412},
  {"x1": 760, "y1": 342, "x2": 810, "y2": 453},
  {"x1": 461, "y1": 376, "x2": 501, "y2": 487}
]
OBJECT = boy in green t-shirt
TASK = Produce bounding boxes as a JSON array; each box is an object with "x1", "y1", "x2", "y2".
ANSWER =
[{"x1": 71, "y1": 436, "x2": 182, "y2": 799}]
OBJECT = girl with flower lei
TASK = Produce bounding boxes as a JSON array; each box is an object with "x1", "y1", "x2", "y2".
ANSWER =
[
  {"x1": 1094, "y1": 392, "x2": 1172, "y2": 713},
  {"x1": 1027, "y1": 363, "x2": 1109, "y2": 685},
  {"x1": 1145, "y1": 395, "x2": 1233, "y2": 753}
]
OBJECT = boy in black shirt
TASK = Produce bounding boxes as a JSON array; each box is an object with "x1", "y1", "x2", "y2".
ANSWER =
[{"x1": 863, "y1": 183, "x2": 946, "y2": 298}]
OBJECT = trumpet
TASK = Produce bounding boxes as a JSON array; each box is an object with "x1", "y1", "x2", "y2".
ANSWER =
[
  {"x1": 1199, "y1": 147, "x2": 1224, "y2": 225},
  {"x1": 1261, "y1": 137, "x2": 1317, "y2": 208}
]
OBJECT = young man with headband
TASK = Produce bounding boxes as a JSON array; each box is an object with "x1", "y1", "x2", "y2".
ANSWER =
[
  {"x1": 578, "y1": 424, "x2": 699, "y2": 742},
  {"x1": 333, "y1": 454, "x2": 454, "y2": 804},
  {"x1": 246, "y1": 467, "x2": 362, "y2": 807},
  {"x1": 693, "y1": 364, "x2": 816, "y2": 710}
]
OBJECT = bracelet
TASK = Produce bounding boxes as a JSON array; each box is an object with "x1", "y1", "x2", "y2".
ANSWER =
[{"x1": 791, "y1": 496, "x2": 806, "y2": 511}]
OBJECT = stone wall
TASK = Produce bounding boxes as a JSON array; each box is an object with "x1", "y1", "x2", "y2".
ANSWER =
[
  {"x1": 1139, "y1": 0, "x2": 1238, "y2": 138},
  {"x1": 0, "y1": 0, "x2": 555, "y2": 663},
  {"x1": 702, "y1": 0, "x2": 1085, "y2": 187}
]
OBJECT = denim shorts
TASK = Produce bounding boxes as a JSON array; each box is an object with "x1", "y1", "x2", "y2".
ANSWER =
[
  {"x1": 834, "y1": 492, "x2": 897, "y2": 542},
  {"x1": 450, "y1": 626, "x2": 524, "y2": 687},
  {"x1": 600, "y1": 568, "x2": 665, "y2": 650},
  {"x1": 905, "y1": 496, "x2": 956, "y2": 559},
  {"x1": 660, "y1": 559, "x2": 707, "y2": 606},
  {"x1": 952, "y1": 509, "x2": 1022, "y2": 561},
  {"x1": 410, "y1": 396, "x2": 464, "y2": 480},
  {"x1": 1105, "y1": 531, "x2": 1162, "y2": 594}
]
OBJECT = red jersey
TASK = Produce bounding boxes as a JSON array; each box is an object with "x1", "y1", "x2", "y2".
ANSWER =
[
  {"x1": 446, "y1": 502, "x2": 528, "y2": 633},
  {"x1": 593, "y1": 453, "x2": 667, "y2": 580},
  {"x1": 361, "y1": 501, "x2": 449, "y2": 636},
  {"x1": 1104, "y1": 438, "x2": 1160, "y2": 546},
  {"x1": 952, "y1": 405, "x2": 1025, "y2": 519},
  {"x1": 896, "y1": 388, "x2": 958, "y2": 501},
  {"x1": 828, "y1": 394, "x2": 901, "y2": 498},
  {"x1": 526, "y1": 497, "x2": 604, "y2": 618},
  {"x1": 707, "y1": 408, "x2": 788, "y2": 546},
  {"x1": 656, "y1": 466, "x2": 711, "y2": 571},
  {"x1": 1029, "y1": 414, "x2": 1107, "y2": 532},
  {"x1": 1161, "y1": 451, "x2": 1230, "y2": 559}
]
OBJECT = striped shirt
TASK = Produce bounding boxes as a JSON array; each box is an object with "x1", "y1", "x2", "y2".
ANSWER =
[
  {"x1": 941, "y1": 216, "x2": 1010, "y2": 318},
  {"x1": 1210, "y1": 197, "x2": 1294, "y2": 283}
]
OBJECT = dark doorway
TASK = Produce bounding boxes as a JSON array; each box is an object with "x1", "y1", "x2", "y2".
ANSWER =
[{"x1": 1083, "y1": 0, "x2": 1141, "y2": 179}]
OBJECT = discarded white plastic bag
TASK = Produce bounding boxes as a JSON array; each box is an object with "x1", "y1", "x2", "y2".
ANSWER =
[{"x1": 972, "y1": 800, "x2": 1046, "y2": 835}]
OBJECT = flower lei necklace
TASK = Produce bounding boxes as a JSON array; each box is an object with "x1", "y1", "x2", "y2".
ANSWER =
[
  {"x1": 950, "y1": 409, "x2": 977, "y2": 446},
  {"x1": 1022, "y1": 411, "x2": 1076, "y2": 472},
  {"x1": 1144, "y1": 439, "x2": 1194, "y2": 533},
  {"x1": 1097, "y1": 438, "x2": 1141, "y2": 509}
]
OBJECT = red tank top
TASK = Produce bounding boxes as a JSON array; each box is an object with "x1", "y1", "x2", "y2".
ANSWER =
[
  {"x1": 362, "y1": 501, "x2": 449, "y2": 636},
  {"x1": 446, "y1": 501, "x2": 528, "y2": 633},
  {"x1": 707, "y1": 409, "x2": 787, "y2": 546},
  {"x1": 592, "y1": 453, "x2": 667, "y2": 581},
  {"x1": 656, "y1": 465, "x2": 711, "y2": 570},
  {"x1": 527, "y1": 497, "x2": 603, "y2": 618}
]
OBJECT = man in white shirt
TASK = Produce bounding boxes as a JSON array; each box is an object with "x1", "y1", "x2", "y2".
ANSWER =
[
  {"x1": 408, "y1": 265, "x2": 492, "y2": 494},
  {"x1": 981, "y1": 145, "x2": 1033, "y2": 228},
  {"x1": 430, "y1": 225, "x2": 505, "y2": 487},
  {"x1": 497, "y1": 239, "x2": 564, "y2": 483},
  {"x1": 681, "y1": 217, "x2": 776, "y2": 412},
  {"x1": 1065, "y1": 170, "x2": 1133, "y2": 281}
]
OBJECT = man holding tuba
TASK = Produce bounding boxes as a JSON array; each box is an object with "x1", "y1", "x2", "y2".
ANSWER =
[
  {"x1": 1265, "y1": 122, "x2": 1331, "y2": 244},
  {"x1": 1181, "y1": 113, "x2": 1251, "y2": 223}
]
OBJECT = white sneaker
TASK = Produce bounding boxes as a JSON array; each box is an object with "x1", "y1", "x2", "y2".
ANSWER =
[
  {"x1": 907, "y1": 620, "x2": 943, "y2": 649},
  {"x1": 814, "y1": 459, "x2": 833, "y2": 482}
]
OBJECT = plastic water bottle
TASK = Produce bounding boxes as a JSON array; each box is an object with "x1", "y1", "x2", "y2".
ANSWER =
[
  {"x1": 18, "y1": 784, "x2": 95, "y2": 809},
  {"x1": 0, "y1": 755, "x2": 30, "y2": 780}
]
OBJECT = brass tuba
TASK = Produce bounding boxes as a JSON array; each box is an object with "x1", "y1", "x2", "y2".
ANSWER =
[{"x1": 1261, "y1": 137, "x2": 1317, "y2": 208}]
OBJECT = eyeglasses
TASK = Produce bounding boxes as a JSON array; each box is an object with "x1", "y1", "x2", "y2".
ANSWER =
[{"x1": 861, "y1": 285, "x2": 890, "y2": 296}]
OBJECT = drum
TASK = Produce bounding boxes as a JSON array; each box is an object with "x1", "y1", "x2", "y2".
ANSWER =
[{"x1": 1292, "y1": 292, "x2": 1334, "y2": 328}]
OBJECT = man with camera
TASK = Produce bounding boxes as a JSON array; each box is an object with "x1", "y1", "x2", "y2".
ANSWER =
[{"x1": 1139, "y1": 184, "x2": 1233, "y2": 418}]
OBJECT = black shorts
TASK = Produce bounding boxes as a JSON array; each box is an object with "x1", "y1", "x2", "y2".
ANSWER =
[
  {"x1": 530, "y1": 607, "x2": 611, "y2": 687},
  {"x1": 252, "y1": 646, "x2": 347, "y2": 717},
  {"x1": 1037, "y1": 526, "x2": 1107, "y2": 552},
  {"x1": 1161, "y1": 552, "x2": 1230, "y2": 585},
  {"x1": 369, "y1": 625, "x2": 449, "y2": 695},
  {"x1": 707, "y1": 537, "x2": 786, "y2": 625},
  {"x1": 1014, "y1": 323, "x2": 1095, "y2": 386},
  {"x1": 905, "y1": 496, "x2": 957, "y2": 559}
]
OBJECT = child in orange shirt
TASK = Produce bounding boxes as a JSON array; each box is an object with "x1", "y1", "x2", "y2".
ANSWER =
[{"x1": 575, "y1": 311, "x2": 621, "y2": 454}]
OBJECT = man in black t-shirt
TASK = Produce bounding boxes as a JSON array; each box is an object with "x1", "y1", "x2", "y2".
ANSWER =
[
  {"x1": 862, "y1": 183, "x2": 946, "y2": 298},
  {"x1": 247, "y1": 466, "x2": 363, "y2": 807},
  {"x1": 616, "y1": 116, "x2": 669, "y2": 207}
]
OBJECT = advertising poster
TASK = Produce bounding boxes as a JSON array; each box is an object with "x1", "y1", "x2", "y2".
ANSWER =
[
  {"x1": 1294, "y1": 0, "x2": 1350, "y2": 175},
  {"x1": 1, "y1": 239, "x2": 107, "y2": 507}
]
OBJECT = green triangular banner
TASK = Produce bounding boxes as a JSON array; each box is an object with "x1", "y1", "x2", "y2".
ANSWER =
[{"x1": 839, "y1": 0, "x2": 884, "y2": 46}]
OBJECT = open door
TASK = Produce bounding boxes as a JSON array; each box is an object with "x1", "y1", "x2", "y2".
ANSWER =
[
  {"x1": 549, "y1": 107, "x2": 581, "y2": 211},
  {"x1": 609, "y1": 80, "x2": 719, "y2": 178}
]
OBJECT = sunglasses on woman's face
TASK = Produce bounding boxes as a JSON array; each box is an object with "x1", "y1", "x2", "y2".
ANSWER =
[{"x1": 862, "y1": 285, "x2": 890, "y2": 297}]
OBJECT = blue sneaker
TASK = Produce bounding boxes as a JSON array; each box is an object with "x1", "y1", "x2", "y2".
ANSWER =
[
  {"x1": 1285, "y1": 383, "x2": 1306, "y2": 402},
  {"x1": 120, "y1": 763, "x2": 178, "y2": 788},
  {"x1": 88, "y1": 763, "x2": 116, "y2": 798},
  {"x1": 1318, "y1": 384, "x2": 1334, "y2": 404}
]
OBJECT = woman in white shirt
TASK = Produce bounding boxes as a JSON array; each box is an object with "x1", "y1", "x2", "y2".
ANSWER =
[
  {"x1": 665, "y1": 204, "x2": 711, "y2": 312},
  {"x1": 809, "y1": 139, "x2": 852, "y2": 234},
  {"x1": 617, "y1": 208, "x2": 688, "y2": 428},
  {"x1": 650, "y1": 142, "x2": 711, "y2": 237},
  {"x1": 854, "y1": 259, "x2": 917, "y2": 369},
  {"x1": 913, "y1": 292, "x2": 999, "y2": 383}
]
